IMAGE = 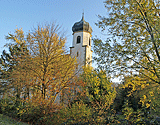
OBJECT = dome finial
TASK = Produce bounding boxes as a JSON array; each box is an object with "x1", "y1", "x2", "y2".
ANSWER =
[
  {"x1": 72, "y1": 11, "x2": 92, "y2": 34},
  {"x1": 82, "y1": 10, "x2": 84, "y2": 21}
]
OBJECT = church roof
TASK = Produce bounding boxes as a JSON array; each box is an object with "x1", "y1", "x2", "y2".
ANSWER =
[{"x1": 72, "y1": 14, "x2": 92, "y2": 34}]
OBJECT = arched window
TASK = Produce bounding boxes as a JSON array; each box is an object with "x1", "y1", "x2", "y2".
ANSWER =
[
  {"x1": 77, "y1": 36, "x2": 81, "y2": 44},
  {"x1": 89, "y1": 38, "x2": 91, "y2": 46}
]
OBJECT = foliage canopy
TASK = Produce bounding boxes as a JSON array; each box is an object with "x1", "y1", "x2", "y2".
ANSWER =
[{"x1": 94, "y1": 0, "x2": 160, "y2": 84}]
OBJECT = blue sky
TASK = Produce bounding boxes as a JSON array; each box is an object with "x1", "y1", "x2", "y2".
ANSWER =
[
  {"x1": 0, "y1": 0, "x2": 107, "y2": 54},
  {"x1": 0, "y1": 0, "x2": 121, "y2": 83}
]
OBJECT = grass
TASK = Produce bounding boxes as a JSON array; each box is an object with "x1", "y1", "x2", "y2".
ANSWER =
[{"x1": 0, "y1": 114, "x2": 28, "y2": 125}]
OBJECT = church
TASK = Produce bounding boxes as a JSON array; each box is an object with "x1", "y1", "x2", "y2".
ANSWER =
[
  {"x1": 58, "y1": 15, "x2": 93, "y2": 103},
  {"x1": 70, "y1": 14, "x2": 92, "y2": 71}
]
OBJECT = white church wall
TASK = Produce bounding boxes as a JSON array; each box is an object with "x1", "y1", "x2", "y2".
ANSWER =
[
  {"x1": 71, "y1": 30, "x2": 92, "y2": 66},
  {"x1": 82, "y1": 32, "x2": 91, "y2": 46}
]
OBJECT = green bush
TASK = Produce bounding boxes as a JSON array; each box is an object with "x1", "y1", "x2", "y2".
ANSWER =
[
  {"x1": 0, "y1": 97, "x2": 17, "y2": 117},
  {"x1": 54, "y1": 101, "x2": 92, "y2": 124}
]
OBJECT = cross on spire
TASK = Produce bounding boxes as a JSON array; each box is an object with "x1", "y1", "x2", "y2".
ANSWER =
[{"x1": 82, "y1": 10, "x2": 84, "y2": 21}]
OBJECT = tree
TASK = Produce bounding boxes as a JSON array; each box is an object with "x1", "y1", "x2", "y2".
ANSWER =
[
  {"x1": 123, "y1": 71, "x2": 160, "y2": 114},
  {"x1": 0, "y1": 23, "x2": 77, "y2": 123},
  {"x1": 93, "y1": 0, "x2": 160, "y2": 123},
  {"x1": 0, "y1": 30, "x2": 29, "y2": 101},
  {"x1": 25, "y1": 23, "x2": 77, "y2": 104},
  {"x1": 94, "y1": 0, "x2": 160, "y2": 84},
  {"x1": 0, "y1": 29, "x2": 29, "y2": 116},
  {"x1": 80, "y1": 67, "x2": 116, "y2": 124}
]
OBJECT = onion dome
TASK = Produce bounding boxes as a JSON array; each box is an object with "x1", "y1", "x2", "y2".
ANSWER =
[{"x1": 72, "y1": 14, "x2": 92, "y2": 34}]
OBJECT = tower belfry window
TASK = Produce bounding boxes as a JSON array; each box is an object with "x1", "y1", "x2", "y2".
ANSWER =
[
  {"x1": 89, "y1": 38, "x2": 91, "y2": 46},
  {"x1": 77, "y1": 36, "x2": 81, "y2": 44}
]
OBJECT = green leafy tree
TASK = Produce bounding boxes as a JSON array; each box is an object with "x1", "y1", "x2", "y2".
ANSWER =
[
  {"x1": 94, "y1": 0, "x2": 160, "y2": 84},
  {"x1": 114, "y1": 73, "x2": 159, "y2": 124},
  {"x1": 113, "y1": 83, "x2": 140, "y2": 113},
  {"x1": 81, "y1": 67, "x2": 116, "y2": 124},
  {"x1": 123, "y1": 73, "x2": 160, "y2": 115},
  {"x1": 0, "y1": 29, "x2": 29, "y2": 116},
  {"x1": 94, "y1": 0, "x2": 160, "y2": 123}
]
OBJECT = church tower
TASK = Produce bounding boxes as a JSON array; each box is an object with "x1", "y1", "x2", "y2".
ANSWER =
[{"x1": 70, "y1": 14, "x2": 92, "y2": 72}]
